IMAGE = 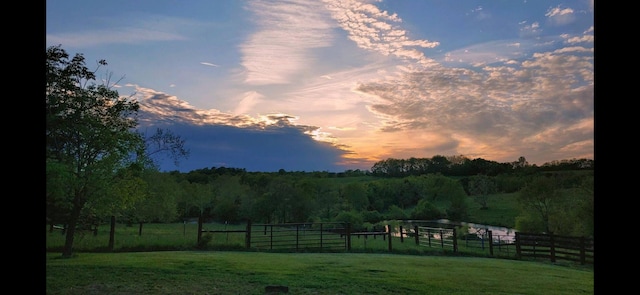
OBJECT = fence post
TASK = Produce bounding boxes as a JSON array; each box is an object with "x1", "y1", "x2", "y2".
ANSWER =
[
  {"x1": 245, "y1": 219, "x2": 252, "y2": 249},
  {"x1": 346, "y1": 222, "x2": 351, "y2": 250},
  {"x1": 269, "y1": 225, "x2": 274, "y2": 250},
  {"x1": 296, "y1": 224, "x2": 300, "y2": 251},
  {"x1": 197, "y1": 216, "x2": 203, "y2": 244},
  {"x1": 399, "y1": 226, "x2": 404, "y2": 243},
  {"x1": 414, "y1": 225, "x2": 419, "y2": 245},
  {"x1": 549, "y1": 233, "x2": 556, "y2": 263},
  {"x1": 580, "y1": 236, "x2": 586, "y2": 265},
  {"x1": 515, "y1": 232, "x2": 521, "y2": 259},
  {"x1": 387, "y1": 224, "x2": 392, "y2": 252},
  {"x1": 320, "y1": 223, "x2": 324, "y2": 249},
  {"x1": 452, "y1": 227, "x2": 458, "y2": 253},
  {"x1": 488, "y1": 230, "x2": 494, "y2": 256}
]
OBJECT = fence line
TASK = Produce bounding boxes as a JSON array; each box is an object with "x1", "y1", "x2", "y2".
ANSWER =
[
  {"x1": 416, "y1": 226, "x2": 457, "y2": 251},
  {"x1": 197, "y1": 219, "x2": 593, "y2": 264},
  {"x1": 515, "y1": 232, "x2": 594, "y2": 265}
]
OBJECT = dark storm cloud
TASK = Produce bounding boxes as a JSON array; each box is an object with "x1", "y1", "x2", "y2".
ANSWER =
[
  {"x1": 144, "y1": 122, "x2": 350, "y2": 172},
  {"x1": 134, "y1": 88, "x2": 354, "y2": 172}
]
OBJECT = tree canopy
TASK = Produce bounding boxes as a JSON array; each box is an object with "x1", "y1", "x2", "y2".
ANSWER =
[{"x1": 45, "y1": 45, "x2": 188, "y2": 257}]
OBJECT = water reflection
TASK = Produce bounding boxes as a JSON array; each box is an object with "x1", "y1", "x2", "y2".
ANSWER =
[{"x1": 398, "y1": 219, "x2": 518, "y2": 243}]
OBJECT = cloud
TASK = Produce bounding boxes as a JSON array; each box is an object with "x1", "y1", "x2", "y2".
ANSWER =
[
  {"x1": 46, "y1": 28, "x2": 187, "y2": 48},
  {"x1": 239, "y1": 0, "x2": 336, "y2": 85},
  {"x1": 200, "y1": 62, "x2": 220, "y2": 67},
  {"x1": 322, "y1": 0, "x2": 440, "y2": 67},
  {"x1": 131, "y1": 86, "x2": 359, "y2": 172},
  {"x1": 545, "y1": 5, "x2": 576, "y2": 26},
  {"x1": 146, "y1": 122, "x2": 351, "y2": 172},
  {"x1": 45, "y1": 14, "x2": 209, "y2": 48},
  {"x1": 353, "y1": 27, "x2": 593, "y2": 165}
]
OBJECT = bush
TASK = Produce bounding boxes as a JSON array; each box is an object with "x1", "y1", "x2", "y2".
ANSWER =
[
  {"x1": 197, "y1": 234, "x2": 213, "y2": 249},
  {"x1": 411, "y1": 199, "x2": 443, "y2": 220}
]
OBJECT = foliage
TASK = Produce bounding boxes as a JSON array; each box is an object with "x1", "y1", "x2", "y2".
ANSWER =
[
  {"x1": 125, "y1": 170, "x2": 181, "y2": 225},
  {"x1": 142, "y1": 128, "x2": 190, "y2": 168},
  {"x1": 445, "y1": 190, "x2": 469, "y2": 221},
  {"x1": 385, "y1": 205, "x2": 409, "y2": 220},
  {"x1": 515, "y1": 172, "x2": 593, "y2": 236},
  {"x1": 46, "y1": 45, "x2": 144, "y2": 258},
  {"x1": 210, "y1": 174, "x2": 251, "y2": 222},
  {"x1": 467, "y1": 174, "x2": 498, "y2": 209},
  {"x1": 361, "y1": 210, "x2": 384, "y2": 223},
  {"x1": 46, "y1": 45, "x2": 189, "y2": 257},
  {"x1": 493, "y1": 173, "x2": 530, "y2": 193},
  {"x1": 339, "y1": 182, "x2": 369, "y2": 211},
  {"x1": 410, "y1": 199, "x2": 444, "y2": 220},
  {"x1": 516, "y1": 176, "x2": 559, "y2": 233},
  {"x1": 334, "y1": 210, "x2": 365, "y2": 231}
]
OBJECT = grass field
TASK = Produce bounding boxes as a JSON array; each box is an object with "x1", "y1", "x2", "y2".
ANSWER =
[{"x1": 45, "y1": 251, "x2": 593, "y2": 295}]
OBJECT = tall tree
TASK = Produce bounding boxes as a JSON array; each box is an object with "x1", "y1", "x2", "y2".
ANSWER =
[
  {"x1": 516, "y1": 175, "x2": 562, "y2": 233},
  {"x1": 467, "y1": 174, "x2": 498, "y2": 210},
  {"x1": 123, "y1": 170, "x2": 180, "y2": 236},
  {"x1": 46, "y1": 45, "x2": 144, "y2": 258}
]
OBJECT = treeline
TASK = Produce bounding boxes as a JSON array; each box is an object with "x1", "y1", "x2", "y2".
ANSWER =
[
  {"x1": 181, "y1": 156, "x2": 594, "y2": 179},
  {"x1": 368, "y1": 155, "x2": 594, "y2": 177},
  {"x1": 52, "y1": 159, "x2": 591, "y2": 239},
  {"x1": 48, "y1": 156, "x2": 594, "y2": 244}
]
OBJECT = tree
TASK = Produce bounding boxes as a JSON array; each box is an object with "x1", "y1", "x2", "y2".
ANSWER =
[
  {"x1": 46, "y1": 45, "x2": 145, "y2": 258},
  {"x1": 467, "y1": 174, "x2": 497, "y2": 210},
  {"x1": 125, "y1": 170, "x2": 181, "y2": 236},
  {"x1": 339, "y1": 182, "x2": 369, "y2": 211},
  {"x1": 516, "y1": 175, "x2": 561, "y2": 233},
  {"x1": 410, "y1": 199, "x2": 443, "y2": 220},
  {"x1": 141, "y1": 128, "x2": 190, "y2": 169},
  {"x1": 210, "y1": 175, "x2": 250, "y2": 222}
]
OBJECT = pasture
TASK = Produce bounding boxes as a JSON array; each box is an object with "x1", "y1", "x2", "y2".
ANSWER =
[{"x1": 45, "y1": 251, "x2": 594, "y2": 295}]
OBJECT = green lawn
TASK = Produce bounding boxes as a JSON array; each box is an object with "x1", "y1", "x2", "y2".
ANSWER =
[{"x1": 46, "y1": 251, "x2": 593, "y2": 295}]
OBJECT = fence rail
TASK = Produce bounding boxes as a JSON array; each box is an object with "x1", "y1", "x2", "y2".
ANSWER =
[
  {"x1": 515, "y1": 232, "x2": 593, "y2": 265},
  {"x1": 417, "y1": 226, "x2": 457, "y2": 251},
  {"x1": 249, "y1": 222, "x2": 347, "y2": 251},
  {"x1": 197, "y1": 219, "x2": 593, "y2": 265}
]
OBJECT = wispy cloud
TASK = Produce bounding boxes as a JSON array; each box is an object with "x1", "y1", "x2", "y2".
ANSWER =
[
  {"x1": 240, "y1": 0, "x2": 336, "y2": 85},
  {"x1": 322, "y1": 0, "x2": 440, "y2": 68},
  {"x1": 200, "y1": 62, "x2": 219, "y2": 67},
  {"x1": 46, "y1": 14, "x2": 209, "y2": 47},
  {"x1": 545, "y1": 5, "x2": 576, "y2": 26}
]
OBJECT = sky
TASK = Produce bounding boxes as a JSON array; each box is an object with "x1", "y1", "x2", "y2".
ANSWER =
[{"x1": 46, "y1": 0, "x2": 594, "y2": 173}]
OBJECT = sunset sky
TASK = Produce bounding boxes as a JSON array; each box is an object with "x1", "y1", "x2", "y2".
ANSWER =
[{"x1": 46, "y1": 0, "x2": 594, "y2": 172}]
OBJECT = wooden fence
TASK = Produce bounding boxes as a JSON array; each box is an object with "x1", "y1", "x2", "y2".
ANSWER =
[
  {"x1": 416, "y1": 226, "x2": 457, "y2": 251},
  {"x1": 515, "y1": 232, "x2": 594, "y2": 265},
  {"x1": 198, "y1": 219, "x2": 593, "y2": 265},
  {"x1": 249, "y1": 221, "x2": 348, "y2": 251}
]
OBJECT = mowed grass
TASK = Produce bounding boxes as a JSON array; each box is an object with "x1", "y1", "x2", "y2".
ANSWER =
[{"x1": 46, "y1": 251, "x2": 593, "y2": 295}]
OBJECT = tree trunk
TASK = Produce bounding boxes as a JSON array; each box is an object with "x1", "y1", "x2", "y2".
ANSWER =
[
  {"x1": 138, "y1": 222, "x2": 144, "y2": 236},
  {"x1": 62, "y1": 193, "x2": 84, "y2": 258}
]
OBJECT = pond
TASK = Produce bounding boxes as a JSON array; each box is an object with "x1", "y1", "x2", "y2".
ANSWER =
[{"x1": 397, "y1": 219, "x2": 518, "y2": 243}]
